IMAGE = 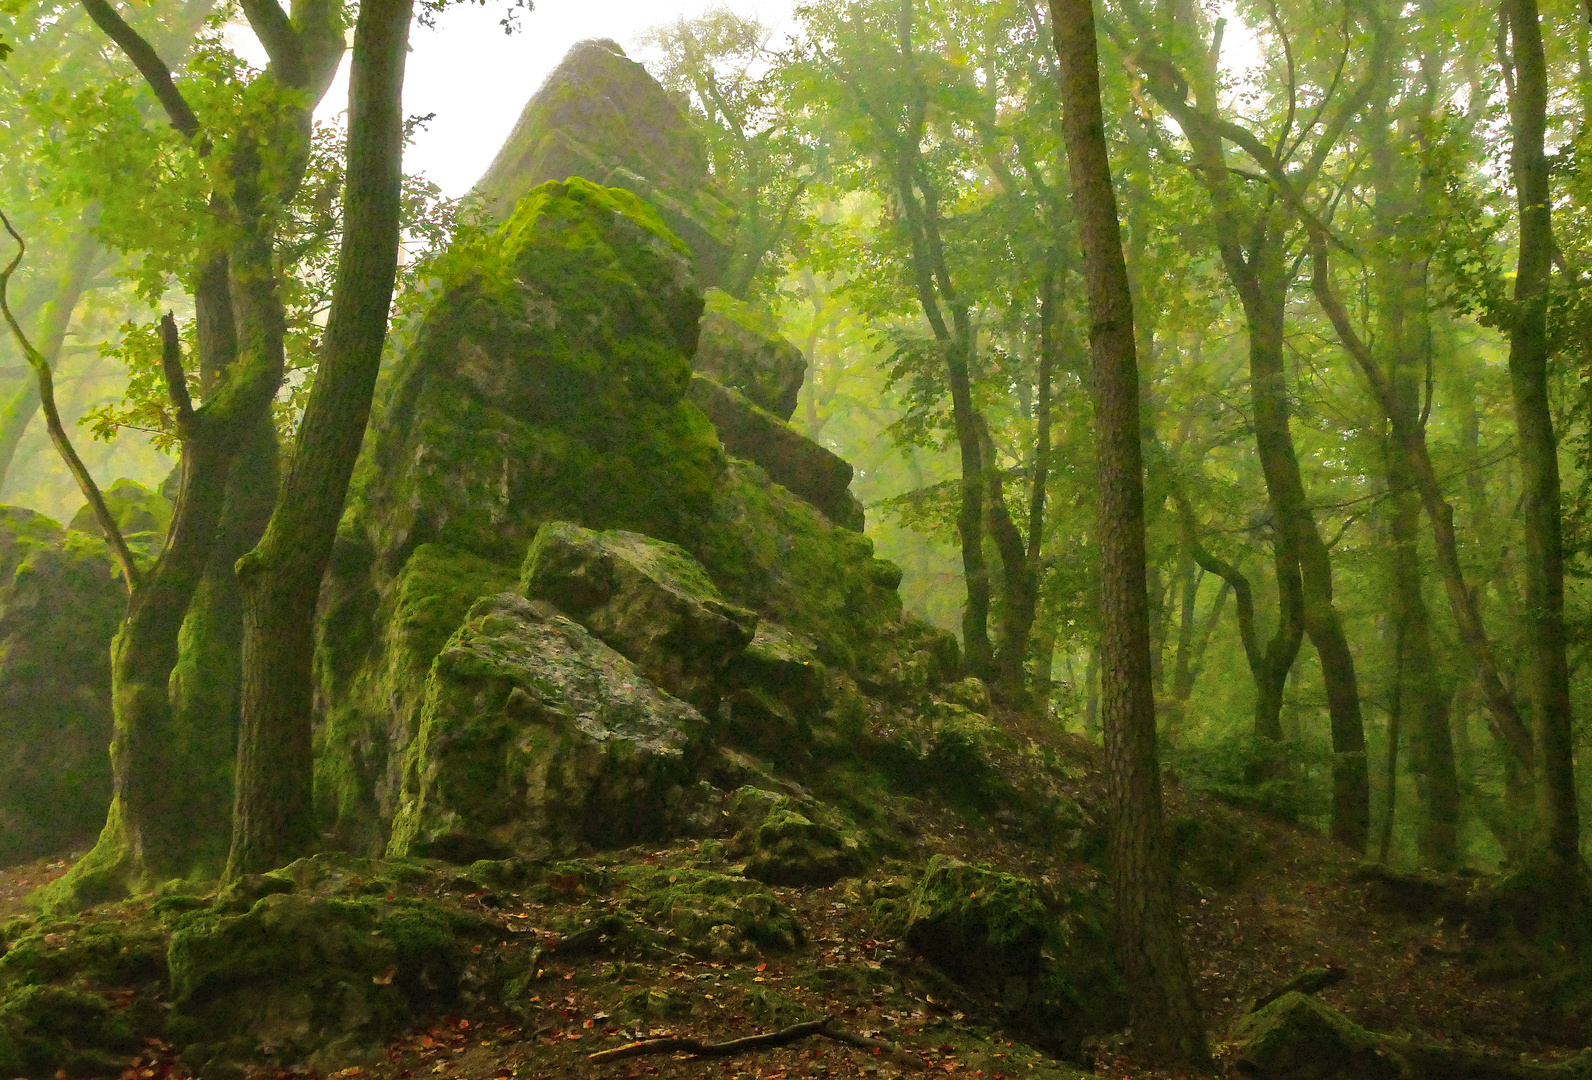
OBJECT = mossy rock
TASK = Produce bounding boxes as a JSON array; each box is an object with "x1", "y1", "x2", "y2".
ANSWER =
[
  {"x1": 690, "y1": 460, "x2": 921, "y2": 683},
  {"x1": 317, "y1": 542, "x2": 520, "y2": 854},
  {"x1": 521, "y1": 521, "x2": 757, "y2": 710},
  {"x1": 168, "y1": 890, "x2": 490, "y2": 1072},
  {"x1": 0, "y1": 506, "x2": 125, "y2": 865},
  {"x1": 612, "y1": 864, "x2": 804, "y2": 955},
  {"x1": 320, "y1": 177, "x2": 725, "y2": 854},
  {"x1": 0, "y1": 984, "x2": 137, "y2": 1077},
  {"x1": 687, "y1": 375, "x2": 864, "y2": 531},
  {"x1": 388, "y1": 594, "x2": 710, "y2": 862},
  {"x1": 68, "y1": 477, "x2": 171, "y2": 555},
  {"x1": 1229, "y1": 992, "x2": 1404, "y2": 1080},
  {"x1": 696, "y1": 289, "x2": 807, "y2": 421},
  {"x1": 725, "y1": 787, "x2": 866, "y2": 887},
  {"x1": 902, "y1": 856, "x2": 1123, "y2": 1054}
]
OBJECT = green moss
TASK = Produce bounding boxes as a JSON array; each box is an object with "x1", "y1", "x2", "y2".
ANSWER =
[
  {"x1": 724, "y1": 788, "x2": 866, "y2": 887},
  {"x1": 0, "y1": 984, "x2": 137, "y2": 1077},
  {"x1": 689, "y1": 461, "x2": 906, "y2": 677},
  {"x1": 0, "y1": 506, "x2": 124, "y2": 869},
  {"x1": 611, "y1": 865, "x2": 804, "y2": 954},
  {"x1": 902, "y1": 856, "x2": 1123, "y2": 1054}
]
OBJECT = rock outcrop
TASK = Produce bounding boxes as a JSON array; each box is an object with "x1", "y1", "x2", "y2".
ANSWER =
[
  {"x1": 696, "y1": 289, "x2": 807, "y2": 421},
  {"x1": 316, "y1": 178, "x2": 721, "y2": 851},
  {"x1": 472, "y1": 39, "x2": 736, "y2": 287},
  {"x1": 687, "y1": 375, "x2": 865, "y2": 531},
  {"x1": 0, "y1": 507, "x2": 124, "y2": 864},
  {"x1": 317, "y1": 178, "x2": 956, "y2": 858}
]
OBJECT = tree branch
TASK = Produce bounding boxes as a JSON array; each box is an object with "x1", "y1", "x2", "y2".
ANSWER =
[
  {"x1": 0, "y1": 210, "x2": 141, "y2": 592},
  {"x1": 79, "y1": 0, "x2": 200, "y2": 141}
]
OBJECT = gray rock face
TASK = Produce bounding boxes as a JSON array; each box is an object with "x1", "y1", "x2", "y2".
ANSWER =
[
  {"x1": 521, "y1": 522, "x2": 757, "y2": 710},
  {"x1": 387, "y1": 593, "x2": 708, "y2": 863},
  {"x1": 0, "y1": 507, "x2": 124, "y2": 864},
  {"x1": 686, "y1": 375, "x2": 865, "y2": 532},
  {"x1": 696, "y1": 289, "x2": 807, "y2": 421},
  {"x1": 472, "y1": 39, "x2": 736, "y2": 286}
]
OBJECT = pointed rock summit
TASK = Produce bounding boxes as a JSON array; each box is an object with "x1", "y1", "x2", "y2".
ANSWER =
[{"x1": 473, "y1": 38, "x2": 736, "y2": 287}]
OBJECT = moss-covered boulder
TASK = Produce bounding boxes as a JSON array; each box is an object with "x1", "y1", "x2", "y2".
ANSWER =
[
  {"x1": 0, "y1": 507, "x2": 125, "y2": 865},
  {"x1": 902, "y1": 856, "x2": 1123, "y2": 1054},
  {"x1": 388, "y1": 593, "x2": 710, "y2": 863},
  {"x1": 1229, "y1": 992, "x2": 1404, "y2": 1080},
  {"x1": 472, "y1": 39, "x2": 736, "y2": 286},
  {"x1": 318, "y1": 177, "x2": 724, "y2": 850},
  {"x1": 612, "y1": 864, "x2": 805, "y2": 955},
  {"x1": 688, "y1": 375, "x2": 864, "y2": 532},
  {"x1": 68, "y1": 478, "x2": 171, "y2": 555},
  {"x1": 690, "y1": 459, "x2": 953, "y2": 691},
  {"x1": 697, "y1": 289, "x2": 807, "y2": 421},
  {"x1": 166, "y1": 870, "x2": 492, "y2": 1073},
  {"x1": 726, "y1": 786, "x2": 865, "y2": 887},
  {"x1": 521, "y1": 522, "x2": 757, "y2": 710}
]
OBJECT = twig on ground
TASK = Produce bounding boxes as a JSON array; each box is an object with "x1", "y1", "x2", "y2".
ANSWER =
[{"x1": 587, "y1": 1017, "x2": 926, "y2": 1070}]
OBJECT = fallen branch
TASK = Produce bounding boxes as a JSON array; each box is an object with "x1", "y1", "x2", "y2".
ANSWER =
[{"x1": 588, "y1": 1017, "x2": 925, "y2": 1070}]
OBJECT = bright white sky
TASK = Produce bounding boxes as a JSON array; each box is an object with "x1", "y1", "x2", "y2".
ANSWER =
[
  {"x1": 276, "y1": 1, "x2": 1257, "y2": 199},
  {"x1": 312, "y1": 1, "x2": 798, "y2": 198}
]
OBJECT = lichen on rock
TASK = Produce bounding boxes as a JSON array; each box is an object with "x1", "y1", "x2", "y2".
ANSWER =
[
  {"x1": 521, "y1": 521, "x2": 758, "y2": 710},
  {"x1": 387, "y1": 593, "x2": 709, "y2": 863}
]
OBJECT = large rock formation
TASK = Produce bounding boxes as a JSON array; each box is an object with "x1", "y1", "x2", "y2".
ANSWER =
[
  {"x1": 0, "y1": 507, "x2": 125, "y2": 864},
  {"x1": 316, "y1": 178, "x2": 958, "y2": 860},
  {"x1": 317, "y1": 178, "x2": 722, "y2": 853},
  {"x1": 473, "y1": 39, "x2": 736, "y2": 287},
  {"x1": 473, "y1": 40, "x2": 871, "y2": 534}
]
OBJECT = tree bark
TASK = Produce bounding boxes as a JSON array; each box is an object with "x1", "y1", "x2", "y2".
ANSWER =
[
  {"x1": 1051, "y1": 0, "x2": 1209, "y2": 1066},
  {"x1": 229, "y1": 0, "x2": 413, "y2": 876},
  {"x1": 1504, "y1": 0, "x2": 1580, "y2": 879}
]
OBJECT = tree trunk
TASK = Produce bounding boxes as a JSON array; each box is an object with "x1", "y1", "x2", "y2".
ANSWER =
[
  {"x1": 229, "y1": 0, "x2": 413, "y2": 877},
  {"x1": 1243, "y1": 254, "x2": 1368, "y2": 852},
  {"x1": 1504, "y1": 0, "x2": 1580, "y2": 882},
  {"x1": 1051, "y1": 0, "x2": 1209, "y2": 1065}
]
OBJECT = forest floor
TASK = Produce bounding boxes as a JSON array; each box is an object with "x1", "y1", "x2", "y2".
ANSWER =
[{"x1": 4, "y1": 763, "x2": 1587, "y2": 1080}]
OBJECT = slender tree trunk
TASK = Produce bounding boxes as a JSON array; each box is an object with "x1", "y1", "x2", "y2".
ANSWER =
[
  {"x1": 229, "y1": 0, "x2": 413, "y2": 876},
  {"x1": 1504, "y1": 0, "x2": 1580, "y2": 881},
  {"x1": 1243, "y1": 244, "x2": 1369, "y2": 852},
  {"x1": 1052, "y1": 0, "x2": 1208, "y2": 1064},
  {"x1": 1084, "y1": 644, "x2": 1100, "y2": 740}
]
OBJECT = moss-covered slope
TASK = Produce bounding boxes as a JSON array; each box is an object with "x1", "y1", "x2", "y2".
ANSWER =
[{"x1": 0, "y1": 507, "x2": 126, "y2": 864}]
